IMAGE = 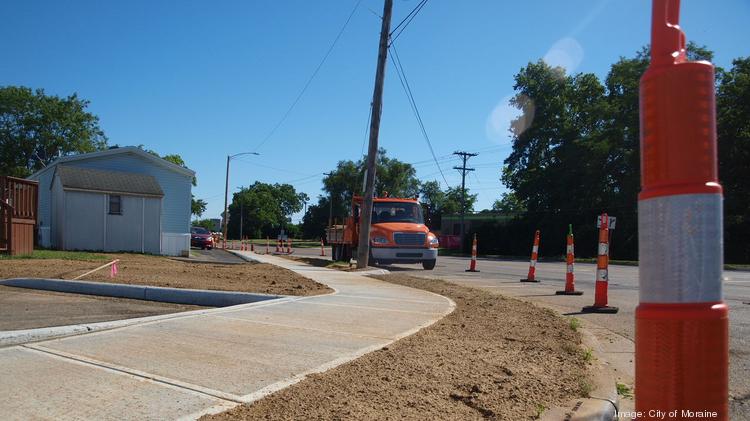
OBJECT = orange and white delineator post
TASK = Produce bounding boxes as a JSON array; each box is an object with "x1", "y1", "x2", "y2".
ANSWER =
[
  {"x1": 636, "y1": 1, "x2": 728, "y2": 418},
  {"x1": 320, "y1": 238, "x2": 326, "y2": 256},
  {"x1": 556, "y1": 224, "x2": 582, "y2": 295},
  {"x1": 520, "y1": 230, "x2": 540, "y2": 282},
  {"x1": 287, "y1": 238, "x2": 293, "y2": 254},
  {"x1": 582, "y1": 214, "x2": 617, "y2": 313},
  {"x1": 250, "y1": 241, "x2": 255, "y2": 253},
  {"x1": 275, "y1": 239, "x2": 281, "y2": 253},
  {"x1": 465, "y1": 233, "x2": 479, "y2": 272}
]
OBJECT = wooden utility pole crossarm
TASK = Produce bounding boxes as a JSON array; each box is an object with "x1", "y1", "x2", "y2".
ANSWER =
[{"x1": 357, "y1": 0, "x2": 393, "y2": 269}]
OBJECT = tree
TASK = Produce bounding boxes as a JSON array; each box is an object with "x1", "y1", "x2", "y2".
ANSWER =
[
  {"x1": 498, "y1": 44, "x2": 726, "y2": 260},
  {"x1": 443, "y1": 186, "x2": 477, "y2": 215},
  {"x1": 301, "y1": 196, "x2": 332, "y2": 239},
  {"x1": 322, "y1": 148, "x2": 420, "y2": 214},
  {"x1": 492, "y1": 192, "x2": 526, "y2": 213},
  {"x1": 227, "y1": 182, "x2": 306, "y2": 239},
  {"x1": 717, "y1": 57, "x2": 750, "y2": 262},
  {"x1": 191, "y1": 218, "x2": 216, "y2": 231},
  {"x1": 419, "y1": 180, "x2": 446, "y2": 228},
  {"x1": 191, "y1": 198, "x2": 207, "y2": 217},
  {"x1": 0, "y1": 86, "x2": 107, "y2": 177}
]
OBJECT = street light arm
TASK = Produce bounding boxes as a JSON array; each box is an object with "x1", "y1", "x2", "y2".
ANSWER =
[{"x1": 229, "y1": 152, "x2": 260, "y2": 160}]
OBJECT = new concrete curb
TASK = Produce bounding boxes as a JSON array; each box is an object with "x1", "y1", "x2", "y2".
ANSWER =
[
  {"x1": 542, "y1": 326, "x2": 619, "y2": 421},
  {"x1": 0, "y1": 278, "x2": 281, "y2": 307}
]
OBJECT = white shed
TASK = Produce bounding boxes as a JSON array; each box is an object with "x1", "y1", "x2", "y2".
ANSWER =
[
  {"x1": 28, "y1": 146, "x2": 195, "y2": 256},
  {"x1": 50, "y1": 166, "x2": 163, "y2": 254}
]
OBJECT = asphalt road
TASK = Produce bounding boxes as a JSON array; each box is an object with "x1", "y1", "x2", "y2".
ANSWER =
[
  {"x1": 0, "y1": 285, "x2": 203, "y2": 331},
  {"x1": 290, "y1": 246, "x2": 750, "y2": 419}
]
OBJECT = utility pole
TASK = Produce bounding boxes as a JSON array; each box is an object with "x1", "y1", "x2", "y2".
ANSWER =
[
  {"x1": 357, "y1": 0, "x2": 393, "y2": 269},
  {"x1": 323, "y1": 172, "x2": 334, "y2": 228},
  {"x1": 453, "y1": 151, "x2": 477, "y2": 248}
]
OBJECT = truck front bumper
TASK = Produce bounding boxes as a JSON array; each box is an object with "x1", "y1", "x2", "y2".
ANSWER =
[{"x1": 370, "y1": 247, "x2": 438, "y2": 263}]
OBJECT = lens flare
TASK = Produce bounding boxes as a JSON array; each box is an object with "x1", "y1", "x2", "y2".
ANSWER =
[{"x1": 486, "y1": 94, "x2": 535, "y2": 143}]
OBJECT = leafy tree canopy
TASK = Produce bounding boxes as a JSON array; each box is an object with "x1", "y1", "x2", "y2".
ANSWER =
[
  {"x1": 227, "y1": 182, "x2": 306, "y2": 239},
  {"x1": 0, "y1": 86, "x2": 107, "y2": 177}
]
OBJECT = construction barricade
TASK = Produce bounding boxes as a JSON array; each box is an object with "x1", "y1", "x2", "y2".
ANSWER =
[
  {"x1": 635, "y1": 1, "x2": 728, "y2": 418},
  {"x1": 520, "y1": 230, "x2": 540, "y2": 282},
  {"x1": 582, "y1": 213, "x2": 617, "y2": 313},
  {"x1": 466, "y1": 233, "x2": 479, "y2": 272},
  {"x1": 556, "y1": 224, "x2": 582, "y2": 295}
]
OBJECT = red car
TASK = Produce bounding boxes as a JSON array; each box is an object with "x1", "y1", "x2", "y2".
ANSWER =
[{"x1": 190, "y1": 226, "x2": 214, "y2": 249}]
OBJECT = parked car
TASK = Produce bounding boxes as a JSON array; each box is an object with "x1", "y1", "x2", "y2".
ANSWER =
[{"x1": 190, "y1": 226, "x2": 214, "y2": 249}]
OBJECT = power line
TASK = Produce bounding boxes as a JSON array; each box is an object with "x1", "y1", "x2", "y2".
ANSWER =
[
  {"x1": 388, "y1": 42, "x2": 449, "y2": 187},
  {"x1": 251, "y1": 0, "x2": 363, "y2": 152},
  {"x1": 389, "y1": 0, "x2": 429, "y2": 44}
]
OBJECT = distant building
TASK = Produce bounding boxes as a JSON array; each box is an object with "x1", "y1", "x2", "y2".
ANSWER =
[
  {"x1": 440, "y1": 213, "x2": 517, "y2": 236},
  {"x1": 28, "y1": 146, "x2": 195, "y2": 256}
]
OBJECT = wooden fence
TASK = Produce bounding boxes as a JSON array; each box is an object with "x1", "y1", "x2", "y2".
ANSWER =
[{"x1": 1, "y1": 176, "x2": 39, "y2": 255}]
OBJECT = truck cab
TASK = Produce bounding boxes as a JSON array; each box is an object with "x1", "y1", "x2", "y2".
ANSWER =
[{"x1": 327, "y1": 196, "x2": 439, "y2": 270}]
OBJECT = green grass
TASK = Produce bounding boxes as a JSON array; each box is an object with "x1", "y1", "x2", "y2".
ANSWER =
[
  {"x1": 533, "y1": 403, "x2": 547, "y2": 419},
  {"x1": 617, "y1": 383, "x2": 633, "y2": 399},
  {"x1": 0, "y1": 250, "x2": 108, "y2": 261},
  {"x1": 582, "y1": 348, "x2": 594, "y2": 363},
  {"x1": 580, "y1": 380, "x2": 593, "y2": 398},
  {"x1": 569, "y1": 318, "x2": 581, "y2": 332}
]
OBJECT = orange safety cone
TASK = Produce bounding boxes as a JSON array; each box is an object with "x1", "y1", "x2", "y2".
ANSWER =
[
  {"x1": 520, "y1": 230, "x2": 540, "y2": 282},
  {"x1": 635, "y1": 1, "x2": 728, "y2": 418},
  {"x1": 556, "y1": 224, "x2": 583, "y2": 295},
  {"x1": 582, "y1": 214, "x2": 617, "y2": 313},
  {"x1": 465, "y1": 233, "x2": 480, "y2": 272},
  {"x1": 320, "y1": 238, "x2": 326, "y2": 256}
]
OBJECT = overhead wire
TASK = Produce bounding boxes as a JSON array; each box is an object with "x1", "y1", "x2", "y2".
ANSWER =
[
  {"x1": 388, "y1": 41, "x2": 450, "y2": 187},
  {"x1": 251, "y1": 0, "x2": 363, "y2": 152},
  {"x1": 388, "y1": 0, "x2": 429, "y2": 45}
]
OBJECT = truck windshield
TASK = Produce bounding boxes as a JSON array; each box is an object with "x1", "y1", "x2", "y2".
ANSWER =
[{"x1": 371, "y1": 202, "x2": 424, "y2": 224}]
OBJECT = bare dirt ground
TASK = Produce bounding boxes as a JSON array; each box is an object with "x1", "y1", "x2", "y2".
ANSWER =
[
  {"x1": 0, "y1": 285, "x2": 203, "y2": 331},
  {"x1": 0, "y1": 253, "x2": 332, "y2": 297},
  {"x1": 205, "y1": 274, "x2": 590, "y2": 420}
]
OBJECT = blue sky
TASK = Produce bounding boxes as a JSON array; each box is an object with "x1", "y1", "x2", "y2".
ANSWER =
[{"x1": 2, "y1": 1, "x2": 748, "y2": 222}]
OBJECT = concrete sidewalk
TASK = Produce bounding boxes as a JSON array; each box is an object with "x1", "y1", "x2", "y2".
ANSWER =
[{"x1": 0, "y1": 252, "x2": 454, "y2": 420}]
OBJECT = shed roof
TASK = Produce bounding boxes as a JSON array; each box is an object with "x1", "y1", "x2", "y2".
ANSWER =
[
  {"x1": 55, "y1": 166, "x2": 164, "y2": 197},
  {"x1": 27, "y1": 146, "x2": 195, "y2": 180}
]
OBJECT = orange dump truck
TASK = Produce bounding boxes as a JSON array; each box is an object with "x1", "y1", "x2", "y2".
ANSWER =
[{"x1": 326, "y1": 196, "x2": 439, "y2": 270}]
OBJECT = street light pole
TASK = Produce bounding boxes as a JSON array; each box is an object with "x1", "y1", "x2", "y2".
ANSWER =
[{"x1": 223, "y1": 152, "x2": 259, "y2": 246}]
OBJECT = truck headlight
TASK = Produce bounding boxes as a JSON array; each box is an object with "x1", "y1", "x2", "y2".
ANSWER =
[
  {"x1": 428, "y1": 236, "x2": 439, "y2": 247},
  {"x1": 372, "y1": 236, "x2": 388, "y2": 244}
]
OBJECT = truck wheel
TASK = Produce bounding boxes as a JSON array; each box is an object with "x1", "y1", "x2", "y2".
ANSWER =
[{"x1": 422, "y1": 259, "x2": 436, "y2": 270}]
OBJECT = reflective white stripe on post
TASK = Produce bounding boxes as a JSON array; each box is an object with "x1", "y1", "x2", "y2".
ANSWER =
[
  {"x1": 598, "y1": 243, "x2": 608, "y2": 255},
  {"x1": 530, "y1": 260, "x2": 536, "y2": 267},
  {"x1": 639, "y1": 193, "x2": 723, "y2": 303},
  {"x1": 567, "y1": 245, "x2": 574, "y2": 254},
  {"x1": 597, "y1": 269, "x2": 608, "y2": 281},
  {"x1": 532, "y1": 245, "x2": 538, "y2": 253},
  {"x1": 567, "y1": 264, "x2": 574, "y2": 273}
]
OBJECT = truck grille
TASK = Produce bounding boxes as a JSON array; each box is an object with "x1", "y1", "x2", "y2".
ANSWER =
[{"x1": 393, "y1": 233, "x2": 425, "y2": 246}]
